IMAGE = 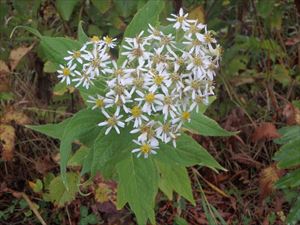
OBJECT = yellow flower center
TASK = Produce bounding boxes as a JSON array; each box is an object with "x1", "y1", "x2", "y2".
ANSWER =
[
  {"x1": 140, "y1": 144, "x2": 151, "y2": 154},
  {"x1": 92, "y1": 58, "x2": 100, "y2": 68},
  {"x1": 193, "y1": 56, "x2": 203, "y2": 66},
  {"x1": 145, "y1": 93, "x2": 155, "y2": 103},
  {"x1": 176, "y1": 16, "x2": 185, "y2": 23},
  {"x1": 63, "y1": 68, "x2": 70, "y2": 76},
  {"x1": 182, "y1": 111, "x2": 190, "y2": 120},
  {"x1": 73, "y1": 51, "x2": 81, "y2": 58},
  {"x1": 95, "y1": 98, "x2": 104, "y2": 108},
  {"x1": 131, "y1": 106, "x2": 142, "y2": 118},
  {"x1": 162, "y1": 123, "x2": 170, "y2": 133},
  {"x1": 132, "y1": 48, "x2": 143, "y2": 57},
  {"x1": 114, "y1": 85, "x2": 124, "y2": 95},
  {"x1": 192, "y1": 39, "x2": 201, "y2": 46},
  {"x1": 91, "y1": 35, "x2": 100, "y2": 43},
  {"x1": 191, "y1": 80, "x2": 200, "y2": 90},
  {"x1": 164, "y1": 96, "x2": 172, "y2": 105},
  {"x1": 107, "y1": 116, "x2": 117, "y2": 126},
  {"x1": 104, "y1": 36, "x2": 113, "y2": 44},
  {"x1": 154, "y1": 75, "x2": 164, "y2": 85},
  {"x1": 133, "y1": 77, "x2": 144, "y2": 88},
  {"x1": 115, "y1": 68, "x2": 124, "y2": 76},
  {"x1": 205, "y1": 33, "x2": 213, "y2": 43}
]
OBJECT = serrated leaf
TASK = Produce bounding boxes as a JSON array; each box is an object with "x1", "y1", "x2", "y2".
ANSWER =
[
  {"x1": 274, "y1": 138, "x2": 300, "y2": 169},
  {"x1": 156, "y1": 161, "x2": 195, "y2": 204},
  {"x1": 118, "y1": 0, "x2": 164, "y2": 64},
  {"x1": 117, "y1": 156, "x2": 158, "y2": 225},
  {"x1": 47, "y1": 172, "x2": 79, "y2": 206},
  {"x1": 184, "y1": 111, "x2": 235, "y2": 136},
  {"x1": 276, "y1": 169, "x2": 300, "y2": 189},
  {"x1": 157, "y1": 133, "x2": 224, "y2": 170},
  {"x1": 56, "y1": 0, "x2": 79, "y2": 21}
]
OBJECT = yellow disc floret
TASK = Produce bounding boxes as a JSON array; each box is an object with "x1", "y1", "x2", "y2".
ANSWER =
[
  {"x1": 103, "y1": 36, "x2": 113, "y2": 45},
  {"x1": 63, "y1": 67, "x2": 70, "y2": 76},
  {"x1": 154, "y1": 75, "x2": 164, "y2": 85},
  {"x1": 107, "y1": 116, "x2": 117, "y2": 126},
  {"x1": 145, "y1": 93, "x2": 155, "y2": 103},
  {"x1": 95, "y1": 98, "x2": 104, "y2": 108},
  {"x1": 131, "y1": 106, "x2": 142, "y2": 118},
  {"x1": 182, "y1": 111, "x2": 190, "y2": 120},
  {"x1": 140, "y1": 144, "x2": 151, "y2": 154},
  {"x1": 91, "y1": 35, "x2": 100, "y2": 43}
]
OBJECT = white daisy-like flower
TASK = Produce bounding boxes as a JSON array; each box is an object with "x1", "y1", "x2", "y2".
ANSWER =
[
  {"x1": 108, "y1": 60, "x2": 134, "y2": 86},
  {"x1": 186, "y1": 20, "x2": 206, "y2": 38},
  {"x1": 72, "y1": 70, "x2": 95, "y2": 89},
  {"x1": 125, "y1": 105, "x2": 149, "y2": 128},
  {"x1": 64, "y1": 45, "x2": 86, "y2": 66},
  {"x1": 172, "y1": 105, "x2": 192, "y2": 128},
  {"x1": 82, "y1": 47, "x2": 111, "y2": 77},
  {"x1": 145, "y1": 67, "x2": 171, "y2": 94},
  {"x1": 87, "y1": 94, "x2": 108, "y2": 110},
  {"x1": 101, "y1": 35, "x2": 117, "y2": 49},
  {"x1": 135, "y1": 91, "x2": 164, "y2": 115},
  {"x1": 147, "y1": 24, "x2": 163, "y2": 41},
  {"x1": 186, "y1": 53, "x2": 210, "y2": 79},
  {"x1": 131, "y1": 138, "x2": 159, "y2": 158},
  {"x1": 130, "y1": 120, "x2": 156, "y2": 142},
  {"x1": 195, "y1": 28, "x2": 217, "y2": 48},
  {"x1": 98, "y1": 111, "x2": 125, "y2": 135},
  {"x1": 156, "y1": 92, "x2": 179, "y2": 120},
  {"x1": 57, "y1": 64, "x2": 77, "y2": 85},
  {"x1": 167, "y1": 8, "x2": 192, "y2": 31},
  {"x1": 155, "y1": 121, "x2": 177, "y2": 144}
]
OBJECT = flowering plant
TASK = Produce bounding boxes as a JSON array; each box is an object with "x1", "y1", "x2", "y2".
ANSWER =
[{"x1": 27, "y1": 2, "x2": 232, "y2": 224}]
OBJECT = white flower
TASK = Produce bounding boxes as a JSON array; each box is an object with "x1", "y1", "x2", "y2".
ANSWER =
[
  {"x1": 147, "y1": 24, "x2": 163, "y2": 41},
  {"x1": 186, "y1": 54, "x2": 210, "y2": 79},
  {"x1": 98, "y1": 111, "x2": 125, "y2": 135},
  {"x1": 155, "y1": 122, "x2": 177, "y2": 144},
  {"x1": 135, "y1": 91, "x2": 164, "y2": 115},
  {"x1": 167, "y1": 8, "x2": 192, "y2": 31},
  {"x1": 131, "y1": 138, "x2": 159, "y2": 158},
  {"x1": 101, "y1": 35, "x2": 117, "y2": 49},
  {"x1": 72, "y1": 70, "x2": 94, "y2": 89},
  {"x1": 145, "y1": 67, "x2": 171, "y2": 94},
  {"x1": 108, "y1": 60, "x2": 134, "y2": 86},
  {"x1": 64, "y1": 45, "x2": 86, "y2": 66},
  {"x1": 57, "y1": 64, "x2": 77, "y2": 85},
  {"x1": 130, "y1": 120, "x2": 156, "y2": 142},
  {"x1": 125, "y1": 105, "x2": 149, "y2": 128},
  {"x1": 156, "y1": 92, "x2": 179, "y2": 121},
  {"x1": 87, "y1": 94, "x2": 108, "y2": 110},
  {"x1": 82, "y1": 47, "x2": 111, "y2": 77},
  {"x1": 186, "y1": 21, "x2": 206, "y2": 38},
  {"x1": 172, "y1": 105, "x2": 192, "y2": 129}
]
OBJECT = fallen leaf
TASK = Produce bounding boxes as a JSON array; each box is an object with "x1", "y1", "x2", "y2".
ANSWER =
[
  {"x1": 188, "y1": 6, "x2": 205, "y2": 23},
  {"x1": 282, "y1": 103, "x2": 300, "y2": 125},
  {"x1": 0, "y1": 60, "x2": 10, "y2": 92},
  {"x1": 0, "y1": 124, "x2": 15, "y2": 161},
  {"x1": 259, "y1": 164, "x2": 284, "y2": 202},
  {"x1": 9, "y1": 44, "x2": 34, "y2": 71},
  {"x1": 252, "y1": 122, "x2": 281, "y2": 142},
  {"x1": 1, "y1": 110, "x2": 30, "y2": 125}
]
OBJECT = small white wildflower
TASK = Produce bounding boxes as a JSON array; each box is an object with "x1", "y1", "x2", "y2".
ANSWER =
[
  {"x1": 98, "y1": 111, "x2": 125, "y2": 135},
  {"x1": 72, "y1": 70, "x2": 94, "y2": 89},
  {"x1": 87, "y1": 94, "x2": 107, "y2": 110},
  {"x1": 101, "y1": 35, "x2": 117, "y2": 49},
  {"x1": 135, "y1": 91, "x2": 164, "y2": 115},
  {"x1": 131, "y1": 138, "x2": 159, "y2": 158},
  {"x1": 57, "y1": 64, "x2": 77, "y2": 85},
  {"x1": 167, "y1": 8, "x2": 192, "y2": 31},
  {"x1": 125, "y1": 105, "x2": 149, "y2": 128}
]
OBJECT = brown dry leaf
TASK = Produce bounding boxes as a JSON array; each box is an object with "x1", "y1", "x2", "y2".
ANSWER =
[
  {"x1": 259, "y1": 164, "x2": 284, "y2": 202},
  {"x1": 0, "y1": 124, "x2": 15, "y2": 161},
  {"x1": 252, "y1": 122, "x2": 280, "y2": 142},
  {"x1": 188, "y1": 6, "x2": 205, "y2": 23},
  {"x1": 0, "y1": 60, "x2": 10, "y2": 92},
  {"x1": 282, "y1": 103, "x2": 300, "y2": 125},
  {"x1": 1, "y1": 110, "x2": 30, "y2": 125},
  {"x1": 9, "y1": 44, "x2": 34, "y2": 71}
]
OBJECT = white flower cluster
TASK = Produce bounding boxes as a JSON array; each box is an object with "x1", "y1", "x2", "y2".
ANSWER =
[{"x1": 58, "y1": 8, "x2": 221, "y2": 158}]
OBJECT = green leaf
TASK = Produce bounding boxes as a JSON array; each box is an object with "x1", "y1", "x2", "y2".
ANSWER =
[
  {"x1": 59, "y1": 109, "x2": 104, "y2": 185},
  {"x1": 91, "y1": 0, "x2": 111, "y2": 14},
  {"x1": 117, "y1": 156, "x2": 158, "y2": 225},
  {"x1": 91, "y1": 126, "x2": 136, "y2": 178},
  {"x1": 156, "y1": 161, "x2": 195, "y2": 204},
  {"x1": 157, "y1": 133, "x2": 224, "y2": 170},
  {"x1": 274, "y1": 138, "x2": 300, "y2": 169},
  {"x1": 68, "y1": 146, "x2": 90, "y2": 167},
  {"x1": 40, "y1": 36, "x2": 81, "y2": 64},
  {"x1": 274, "y1": 126, "x2": 300, "y2": 145},
  {"x1": 56, "y1": 0, "x2": 79, "y2": 21},
  {"x1": 118, "y1": 0, "x2": 164, "y2": 64},
  {"x1": 11, "y1": 25, "x2": 42, "y2": 39},
  {"x1": 26, "y1": 117, "x2": 72, "y2": 139},
  {"x1": 276, "y1": 169, "x2": 300, "y2": 189},
  {"x1": 286, "y1": 196, "x2": 300, "y2": 225},
  {"x1": 257, "y1": 0, "x2": 275, "y2": 18},
  {"x1": 78, "y1": 21, "x2": 89, "y2": 44},
  {"x1": 184, "y1": 111, "x2": 235, "y2": 136},
  {"x1": 46, "y1": 172, "x2": 79, "y2": 206},
  {"x1": 174, "y1": 216, "x2": 189, "y2": 225}
]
